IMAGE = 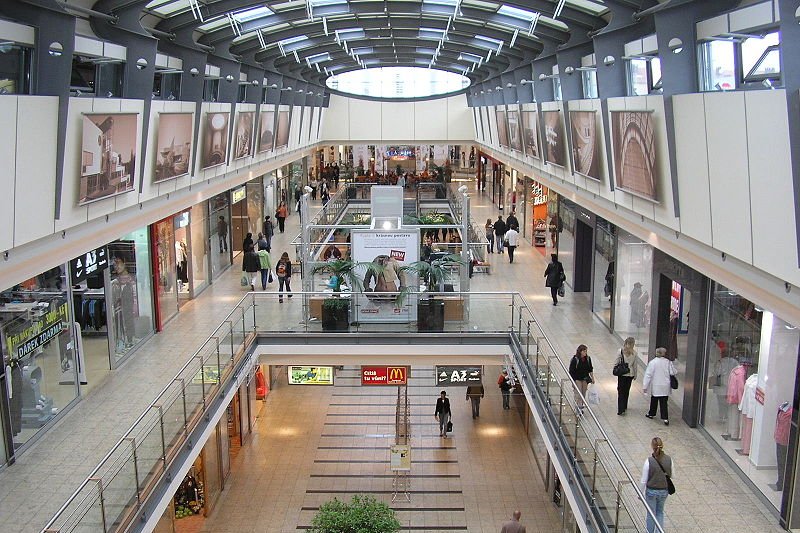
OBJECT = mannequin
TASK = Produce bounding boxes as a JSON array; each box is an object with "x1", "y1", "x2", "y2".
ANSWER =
[
  {"x1": 775, "y1": 402, "x2": 792, "y2": 491},
  {"x1": 725, "y1": 363, "x2": 749, "y2": 439},
  {"x1": 738, "y1": 373, "x2": 758, "y2": 454}
]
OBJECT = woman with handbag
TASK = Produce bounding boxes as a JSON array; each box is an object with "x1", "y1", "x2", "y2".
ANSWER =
[
  {"x1": 614, "y1": 337, "x2": 638, "y2": 416},
  {"x1": 568, "y1": 345, "x2": 594, "y2": 412},
  {"x1": 642, "y1": 347, "x2": 678, "y2": 426},
  {"x1": 434, "y1": 391, "x2": 452, "y2": 438},
  {"x1": 640, "y1": 436, "x2": 674, "y2": 533}
]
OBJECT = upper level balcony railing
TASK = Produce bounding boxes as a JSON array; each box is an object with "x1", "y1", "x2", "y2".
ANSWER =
[{"x1": 41, "y1": 291, "x2": 663, "y2": 533}]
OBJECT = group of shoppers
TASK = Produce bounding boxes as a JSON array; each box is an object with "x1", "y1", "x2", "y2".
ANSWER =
[
  {"x1": 240, "y1": 229, "x2": 293, "y2": 299},
  {"x1": 485, "y1": 211, "x2": 521, "y2": 263}
]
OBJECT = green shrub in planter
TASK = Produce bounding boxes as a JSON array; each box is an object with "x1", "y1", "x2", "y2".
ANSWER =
[{"x1": 309, "y1": 495, "x2": 400, "y2": 533}]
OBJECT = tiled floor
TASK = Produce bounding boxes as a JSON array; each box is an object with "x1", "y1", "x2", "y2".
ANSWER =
[
  {"x1": 0, "y1": 181, "x2": 786, "y2": 532},
  {"x1": 197, "y1": 366, "x2": 560, "y2": 532}
]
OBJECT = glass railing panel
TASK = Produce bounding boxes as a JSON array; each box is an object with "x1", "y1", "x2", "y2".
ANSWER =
[
  {"x1": 42, "y1": 482, "x2": 105, "y2": 533},
  {"x1": 158, "y1": 383, "x2": 187, "y2": 461},
  {"x1": 92, "y1": 447, "x2": 139, "y2": 532},
  {"x1": 128, "y1": 409, "x2": 165, "y2": 494}
]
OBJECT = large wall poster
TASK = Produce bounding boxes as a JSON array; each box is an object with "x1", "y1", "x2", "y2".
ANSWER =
[
  {"x1": 275, "y1": 109, "x2": 290, "y2": 149},
  {"x1": 507, "y1": 109, "x2": 522, "y2": 152},
  {"x1": 257, "y1": 107, "x2": 275, "y2": 153},
  {"x1": 610, "y1": 111, "x2": 659, "y2": 202},
  {"x1": 288, "y1": 366, "x2": 334, "y2": 385},
  {"x1": 496, "y1": 108, "x2": 509, "y2": 148},
  {"x1": 542, "y1": 110, "x2": 566, "y2": 167},
  {"x1": 79, "y1": 113, "x2": 138, "y2": 205},
  {"x1": 521, "y1": 110, "x2": 540, "y2": 159},
  {"x1": 350, "y1": 229, "x2": 420, "y2": 323},
  {"x1": 154, "y1": 113, "x2": 193, "y2": 183},
  {"x1": 200, "y1": 112, "x2": 230, "y2": 169},
  {"x1": 233, "y1": 111, "x2": 254, "y2": 160},
  {"x1": 569, "y1": 111, "x2": 601, "y2": 181}
]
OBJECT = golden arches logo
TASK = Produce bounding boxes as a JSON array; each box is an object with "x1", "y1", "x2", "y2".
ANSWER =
[{"x1": 388, "y1": 367, "x2": 406, "y2": 383}]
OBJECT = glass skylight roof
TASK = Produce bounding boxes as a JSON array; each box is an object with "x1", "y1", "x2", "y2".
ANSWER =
[
  {"x1": 147, "y1": 0, "x2": 192, "y2": 16},
  {"x1": 326, "y1": 66, "x2": 469, "y2": 98},
  {"x1": 233, "y1": 6, "x2": 273, "y2": 22},
  {"x1": 497, "y1": 4, "x2": 538, "y2": 22}
]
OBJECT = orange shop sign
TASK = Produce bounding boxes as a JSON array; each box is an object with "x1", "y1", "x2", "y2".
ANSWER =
[{"x1": 361, "y1": 366, "x2": 409, "y2": 385}]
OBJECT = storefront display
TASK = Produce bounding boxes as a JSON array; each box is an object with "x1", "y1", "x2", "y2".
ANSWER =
[
  {"x1": 208, "y1": 193, "x2": 232, "y2": 280},
  {"x1": 0, "y1": 266, "x2": 78, "y2": 454},
  {"x1": 246, "y1": 177, "x2": 264, "y2": 242},
  {"x1": 557, "y1": 199, "x2": 576, "y2": 288},
  {"x1": 190, "y1": 204, "x2": 209, "y2": 297},
  {"x1": 612, "y1": 229, "x2": 653, "y2": 365},
  {"x1": 524, "y1": 177, "x2": 549, "y2": 252},
  {"x1": 702, "y1": 284, "x2": 800, "y2": 511},
  {"x1": 592, "y1": 217, "x2": 616, "y2": 329}
]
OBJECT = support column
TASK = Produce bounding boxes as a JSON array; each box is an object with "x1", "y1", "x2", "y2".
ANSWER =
[{"x1": 778, "y1": 0, "x2": 800, "y2": 268}]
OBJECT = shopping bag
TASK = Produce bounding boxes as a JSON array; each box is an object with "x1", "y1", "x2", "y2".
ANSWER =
[
  {"x1": 587, "y1": 388, "x2": 600, "y2": 406},
  {"x1": 240, "y1": 274, "x2": 249, "y2": 287},
  {"x1": 557, "y1": 283, "x2": 565, "y2": 298},
  {"x1": 268, "y1": 271, "x2": 274, "y2": 284},
  {"x1": 446, "y1": 420, "x2": 453, "y2": 432}
]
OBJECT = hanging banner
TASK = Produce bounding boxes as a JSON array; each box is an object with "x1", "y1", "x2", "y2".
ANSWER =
[
  {"x1": 361, "y1": 365, "x2": 409, "y2": 385},
  {"x1": 351, "y1": 229, "x2": 420, "y2": 323},
  {"x1": 435, "y1": 366, "x2": 483, "y2": 386}
]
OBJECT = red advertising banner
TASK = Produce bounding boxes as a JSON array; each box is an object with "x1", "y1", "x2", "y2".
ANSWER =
[
  {"x1": 755, "y1": 387, "x2": 765, "y2": 405},
  {"x1": 361, "y1": 366, "x2": 409, "y2": 385}
]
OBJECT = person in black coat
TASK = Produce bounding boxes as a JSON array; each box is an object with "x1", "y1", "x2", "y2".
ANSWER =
[
  {"x1": 506, "y1": 211, "x2": 519, "y2": 232},
  {"x1": 544, "y1": 254, "x2": 566, "y2": 306},
  {"x1": 434, "y1": 391, "x2": 452, "y2": 438},
  {"x1": 242, "y1": 233, "x2": 260, "y2": 291},
  {"x1": 494, "y1": 216, "x2": 507, "y2": 254}
]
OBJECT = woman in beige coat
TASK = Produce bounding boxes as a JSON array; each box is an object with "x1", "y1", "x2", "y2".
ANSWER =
[{"x1": 616, "y1": 337, "x2": 638, "y2": 416}]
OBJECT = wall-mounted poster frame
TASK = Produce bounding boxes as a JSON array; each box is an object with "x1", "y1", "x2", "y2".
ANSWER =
[
  {"x1": 569, "y1": 110, "x2": 601, "y2": 181},
  {"x1": 542, "y1": 110, "x2": 566, "y2": 167},
  {"x1": 521, "y1": 108, "x2": 540, "y2": 159},
  {"x1": 275, "y1": 106, "x2": 291, "y2": 149},
  {"x1": 79, "y1": 113, "x2": 139, "y2": 205},
  {"x1": 232, "y1": 111, "x2": 254, "y2": 160},
  {"x1": 507, "y1": 107, "x2": 522, "y2": 152},
  {"x1": 609, "y1": 110, "x2": 659, "y2": 202},
  {"x1": 287, "y1": 366, "x2": 334, "y2": 385},
  {"x1": 496, "y1": 107, "x2": 509, "y2": 148},
  {"x1": 200, "y1": 111, "x2": 230, "y2": 170},
  {"x1": 257, "y1": 105, "x2": 275, "y2": 154},
  {"x1": 153, "y1": 112, "x2": 193, "y2": 183}
]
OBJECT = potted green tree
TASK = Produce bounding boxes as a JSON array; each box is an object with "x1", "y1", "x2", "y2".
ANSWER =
[
  {"x1": 311, "y1": 259, "x2": 382, "y2": 332},
  {"x1": 309, "y1": 495, "x2": 400, "y2": 533},
  {"x1": 399, "y1": 253, "x2": 464, "y2": 332}
]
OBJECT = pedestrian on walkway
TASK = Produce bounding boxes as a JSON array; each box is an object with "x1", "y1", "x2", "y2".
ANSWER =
[
  {"x1": 262, "y1": 216, "x2": 274, "y2": 250},
  {"x1": 569, "y1": 345, "x2": 594, "y2": 410},
  {"x1": 643, "y1": 347, "x2": 677, "y2": 426},
  {"x1": 615, "y1": 337, "x2": 638, "y2": 415},
  {"x1": 494, "y1": 215, "x2": 507, "y2": 254},
  {"x1": 276, "y1": 202, "x2": 288, "y2": 233},
  {"x1": 506, "y1": 210, "x2": 519, "y2": 231},
  {"x1": 256, "y1": 248, "x2": 272, "y2": 291},
  {"x1": 275, "y1": 252, "x2": 293, "y2": 302},
  {"x1": 500, "y1": 510, "x2": 526, "y2": 533},
  {"x1": 504, "y1": 224, "x2": 519, "y2": 263},
  {"x1": 641, "y1": 436, "x2": 673, "y2": 533},
  {"x1": 256, "y1": 232, "x2": 269, "y2": 251},
  {"x1": 216, "y1": 215, "x2": 228, "y2": 253},
  {"x1": 435, "y1": 390, "x2": 452, "y2": 437},
  {"x1": 485, "y1": 218, "x2": 495, "y2": 253},
  {"x1": 466, "y1": 384, "x2": 484, "y2": 419},
  {"x1": 544, "y1": 254, "x2": 566, "y2": 306},
  {"x1": 242, "y1": 233, "x2": 260, "y2": 291},
  {"x1": 498, "y1": 370, "x2": 512, "y2": 410}
]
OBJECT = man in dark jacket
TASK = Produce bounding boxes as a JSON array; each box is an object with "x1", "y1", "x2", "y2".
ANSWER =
[
  {"x1": 506, "y1": 210, "x2": 519, "y2": 232},
  {"x1": 494, "y1": 215, "x2": 507, "y2": 254},
  {"x1": 262, "y1": 216, "x2": 274, "y2": 251},
  {"x1": 544, "y1": 254, "x2": 566, "y2": 306},
  {"x1": 434, "y1": 391, "x2": 452, "y2": 438},
  {"x1": 466, "y1": 384, "x2": 485, "y2": 419}
]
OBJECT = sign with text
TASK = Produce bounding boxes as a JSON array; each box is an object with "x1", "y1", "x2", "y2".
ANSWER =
[
  {"x1": 435, "y1": 366, "x2": 482, "y2": 386},
  {"x1": 288, "y1": 366, "x2": 334, "y2": 385},
  {"x1": 361, "y1": 365, "x2": 409, "y2": 385},
  {"x1": 5, "y1": 302, "x2": 69, "y2": 359},
  {"x1": 390, "y1": 444, "x2": 411, "y2": 471},
  {"x1": 70, "y1": 246, "x2": 109, "y2": 284}
]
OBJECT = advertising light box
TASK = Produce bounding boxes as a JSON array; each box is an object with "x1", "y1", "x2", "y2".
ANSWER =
[
  {"x1": 361, "y1": 366, "x2": 409, "y2": 385},
  {"x1": 435, "y1": 365, "x2": 482, "y2": 386},
  {"x1": 288, "y1": 366, "x2": 334, "y2": 385}
]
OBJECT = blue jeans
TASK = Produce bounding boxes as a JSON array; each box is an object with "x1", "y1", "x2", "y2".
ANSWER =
[
  {"x1": 645, "y1": 488, "x2": 668, "y2": 532},
  {"x1": 437, "y1": 412, "x2": 450, "y2": 436},
  {"x1": 496, "y1": 234, "x2": 505, "y2": 253}
]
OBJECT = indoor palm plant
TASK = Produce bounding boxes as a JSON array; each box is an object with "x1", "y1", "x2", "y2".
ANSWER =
[
  {"x1": 398, "y1": 253, "x2": 464, "y2": 332},
  {"x1": 310, "y1": 259, "x2": 382, "y2": 331}
]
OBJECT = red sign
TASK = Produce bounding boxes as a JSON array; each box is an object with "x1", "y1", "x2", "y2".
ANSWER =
[
  {"x1": 361, "y1": 366, "x2": 408, "y2": 385},
  {"x1": 755, "y1": 387, "x2": 765, "y2": 405}
]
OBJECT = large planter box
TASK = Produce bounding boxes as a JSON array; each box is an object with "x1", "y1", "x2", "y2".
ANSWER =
[
  {"x1": 322, "y1": 299, "x2": 350, "y2": 332},
  {"x1": 417, "y1": 299, "x2": 445, "y2": 332}
]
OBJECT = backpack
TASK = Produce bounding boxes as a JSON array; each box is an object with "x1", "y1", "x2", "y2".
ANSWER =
[{"x1": 276, "y1": 261, "x2": 287, "y2": 277}]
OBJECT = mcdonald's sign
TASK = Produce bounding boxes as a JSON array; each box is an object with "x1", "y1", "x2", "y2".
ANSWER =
[{"x1": 361, "y1": 365, "x2": 409, "y2": 385}]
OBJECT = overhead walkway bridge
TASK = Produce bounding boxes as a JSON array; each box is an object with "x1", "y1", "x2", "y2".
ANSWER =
[{"x1": 41, "y1": 292, "x2": 664, "y2": 533}]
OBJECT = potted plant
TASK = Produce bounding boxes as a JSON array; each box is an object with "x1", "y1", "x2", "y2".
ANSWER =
[
  {"x1": 309, "y1": 495, "x2": 400, "y2": 533},
  {"x1": 311, "y1": 259, "x2": 382, "y2": 332},
  {"x1": 398, "y1": 253, "x2": 464, "y2": 332}
]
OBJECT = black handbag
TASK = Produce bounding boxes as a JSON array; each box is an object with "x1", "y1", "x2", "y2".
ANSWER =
[
  {"x1": 613, "y1": 361, "x2": 630, "y2": 377},
  {"x1": 446, "y1": 421, "x2": 453, "y2": 432},
  {"x1": 670, "y1": 375, "x2": 679, "y2": 390},
  {"x1": 653, "y1": 456, "x2": 676, "y2": 495}
]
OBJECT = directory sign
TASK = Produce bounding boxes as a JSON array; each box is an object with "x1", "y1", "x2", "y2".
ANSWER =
[
  {"x1": 288, "y1": 366, "x2": 334, "y2": 385},
  {"x1": 361, "y1": 365, "x2": 408, "y2": 385},
  {"x1": 70, "y1": 246, "x2": 109, "y2": 284},
  {"x1": 435, "y1": 366, "x2": 482, "y2": 386}
]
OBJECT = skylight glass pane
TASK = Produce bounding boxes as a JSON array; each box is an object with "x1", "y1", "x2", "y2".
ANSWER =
[
  {"x1": 419, "y1": 27, "x2": 447, "y2": 39},
  {"x1": 233, "y1": 6, "x2": 273, "y2": 21},
  {"x1": 198, "y1": 17, "x2": 230, "y2": 32},
  {"x1": 425, "y1": 0, "x2": 457, "y2": 5},
  {"x1": 306, "y1": 52, "x2": 331, "y2": 64},
  {"x1": 280, "y1": 35, "x2": 308, "y2": 46},
  {"x1": 565, "y1": 0, "x2": 608, "y2": 15},
  {"x1": 458, "y1": 52, "x2": 483, "y2": 63},
  {"x1": 310, "y1": 0, "x2": 348, "y2": 5},
  {"x1": 462, "y1": 0, "x2": 499, "y2": 9},
  {"x1": 326, "y1": 66, "x2": 469, "y2": 98},
  {"x1": 271, "y1": 0, "x2": 306, "y2": 10},
  {"x1": 497, "y1": 4, "x2": 537, "y2": 22},
  {"x1": 351, "y1": 47, "x2": 374, "y2": 55},
  {"x1": 474, "y1": 34, "x2": 503, "y2": 50},
  {"x1": 148, "y1": 0, "x2": 191, "y2": 15}
]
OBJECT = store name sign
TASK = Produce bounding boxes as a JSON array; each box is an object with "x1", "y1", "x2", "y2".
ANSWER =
[
  {"x1": 6, "y1": 303, "x2": 69, "y2": 359},
  {"x1": 231, "y1": 185, "x2": 246, "y2": 204},
  {"x1": 436, "y1": 365, "x2": 482, "y2": 386},
  {"x1": 361, "y1": 366, "x2": 408, "y2": 385},
  {"x1": 70, "y1": 246, "x2": 108, "y2": 284}
]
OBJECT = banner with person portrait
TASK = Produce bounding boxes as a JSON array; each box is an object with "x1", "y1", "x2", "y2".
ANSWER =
[{"x1": 351, "y1": 229, "x2": 420, "y2": 323}]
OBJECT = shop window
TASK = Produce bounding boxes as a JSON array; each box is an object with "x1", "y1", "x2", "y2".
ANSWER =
[
  {"x1": 152, "y1": 71, "x2": 181, "y2": 100},
  {"x1": 741, "y1": 31, "x2": 781, "y2": 83},
  {"x1": 70, "y1": 56, "x2": 124, "y2": 97},
  {"x1": 625, "y1": 57, "x2": 661, "y2": 95},
  {"x1": 581, "y1": 68, "x2": 598, "y2": 99},
  {"x1": 203, "y1": 78, "x2": 219, "y2": 102},
  {"x1": 0, "y1": 43, "x2": 32, "y2": 95},
  {"x1": 699, "y1": 39, "x2": 736, "y2": 91},
  {"x1": 611, "y1": 229, "x2": 653, "y2": 362},
  {"x1": 552, "y1": 76, "x2": 562, "y2": 101}
]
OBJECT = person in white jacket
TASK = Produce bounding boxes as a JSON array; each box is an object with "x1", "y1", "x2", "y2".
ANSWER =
[
  {"x1": 642, "y1": 347, "x2": 677, "y2": 426},
  {"x1": 504, "y1": 224, "x2": 520, "y2": 263}
]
